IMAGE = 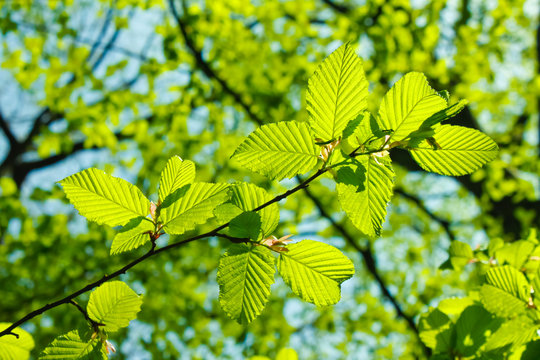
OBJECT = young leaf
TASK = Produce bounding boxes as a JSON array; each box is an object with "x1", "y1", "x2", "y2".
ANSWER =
[
  {"x1": 484, "y1": 315, "x2": 538, "y2": 352},
  {"x1": 446, "y1": 241, "x2": 474, "y2": 270},
  {"x1": 377, "y1": 72, "x2": 447, "y2": 142},
  {"x1": 480, "y1": 266, "x2": 530, "y2": 318},
  {"x1": 159, "y1": 183, "x2": 229, "y2": 234},
  {"x1": 228, "y1": 212, "x2": 262, "y2": 240},
  {"x1": 231, "y1": 121, "x2": 319, "y2": 180},
  {"x1": 335, "y1": 156, "x2": 395, "y2": 237},
  {"x1": 409, "y1": 125, "x2": 499, "y2": 176},
  {"x1": 306, "y1": 43, "x2": 369, "y2": 142},
  {"x1": 0, "y1": 323, "x2": 34, "y2": 360},
  {"x1": 39, "y1": 329, "x2": 105, "y2": 360},
  {"x1": 418, "y1": 308, "x2": 455, "y2": 353},
  {"x1": 454, "y1": 305, "x2": 501, "y2": 357},
  {"x1": 110, "y1": 216, "x2": 154, "y2": 255},
  {"x1": 277, "y1": 240, "x2": 354, "y2": 306},
  {"x1": 217, "y1": 244, "x2": 275, "y2": 324},
  {"x1": 87, "y1": 281, "x2": 142, "y2": 332},
  {"x1": 214, "y1": 183, "x2": 279, "y2": 240},
  {"x1": 59, "y1": 168, "x2": 150, "y2": 227},
  {"x1": 158, "y1": 156, "x2": 195, "y2": 202},
  {"x1": 409, "y1": 99, "x2": 468, "y2": 140}
]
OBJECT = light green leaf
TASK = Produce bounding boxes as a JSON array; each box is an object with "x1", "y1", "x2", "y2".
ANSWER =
[
  {"x1": 158, "y1": 156, "x2": 195, "y2": 202},
  {"x1": 217, "y1": 244, "x2": 275, "y2": 324},
  {"x1": 159, "y1": 183, "x2": 229, "y2": 235},
  {"x1": 335, "y1": 155, "x2": 395, "y2": 237},
  {"x1": 306, "y1": 43, "x2": 369, "y2": 142},
  {"x1": 231, "y1": 121, "x2": 319, "y2": 180},
  {"x1": 0, "y1": 323, "x2": 34, "y2": 360},
  {"x1": 480, "y1": 266, "x2": 530, "y2": 318},
  {"x1": 409, "y1": 125, "x2": 498, "y2": 176},
  {"x1": 276, "y1": 348, "x2": 298, "y2": 360},
  {"x1": 110, "y1": 216, "x2": 154, "y2": 255},
  {"x1": 495, "y1": 240, "x2": 535, "y2": 269},
  {"x1": 214, "y1": 183, "x2": 279, "y2": 240},
  {"x1": 59, "y1": 168, "x2": 150, "y2": 227},
  {"x1": 448, "y1": 241, "x2": 474, "y2": 269},
  {"x1": 39, "y1": 330, "x2": 105, "y2": 360},
  {"x1": 277, "y1": 240, "x2": 354, "y2": 306},
  {"x1": 485, "y1": 315, "x2": 538, "y2": 351},
  {"x1": 455, "y1": 305, "x2": 501, "y2": 357},
  {"x1": 87, "y1": 281, "x2": 142, "y2": 332},
  {"x1": 377, "y1": 72, "x2": 447, "y2": 142}
]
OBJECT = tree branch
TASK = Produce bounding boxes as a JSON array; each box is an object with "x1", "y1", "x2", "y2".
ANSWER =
[{"x1": 0, "y1": 165, "x2": 331, "y2": 338}]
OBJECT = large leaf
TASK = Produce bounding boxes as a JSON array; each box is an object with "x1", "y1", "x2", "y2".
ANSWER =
[
  {"x1": 409, "y1": 125, "x2": 498, "y2": 176},
  {"x1": 159, "y1": 182, "x2": 229, "y2": 235},
  {"x1": 335, "y1": 155, "x2": 395, "y2": 237},
  {"x1": 480, "y1": 266, "x2": 530, "y2": 318},
  {"x1": 87, "y1": 281, "x2": 142, "y2": 332},
  {"x1": 231, "y1": 121, "x2": 319, "y2": 180},
  {"x1": 110, "y1": 216, "x2": 155, "y2": 255},
  {"x1": 59, "y1": 168, "x2": 150, "y2": 227},
  {"x1": 158, "y1": 156, "x2": 195, "y2": 202},
  {"x1": 214, "y1": 183, "x2": 279, "y2": 240},
  {"x1": 0, "y1": 323, "x2": 34, "y2": 360},
  {"x1": 408, "y1": 99, "x2": 469, "y2": 142},
  {"x1": 418, "y1": 308, "x2": 455, "y2": 353},
  {"x1": 217, "y1": 244, "x2": 275, "y2": 324},
  {"x1": 277, "y1": 240, "x2": 354, "y2": 306},
  {"x1": 377, "y1": 72, "x2": 447, "y2": 142},
  {"x1": 306, "y1": 43, "x2": 369, "y2": 142},
  {"x1": 485, "y1": 315, "x2": 538, "y2": 351},
  {"x1": 39, "y1": 330, "x2": 105, "y2": 360},
  {"x1": 454, "y1": 305, "x2": 501, "y2": 357}
]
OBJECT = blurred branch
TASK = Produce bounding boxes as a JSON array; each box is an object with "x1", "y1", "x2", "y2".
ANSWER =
[
  {"x1": 0, "y1": 110, "x2": 18, "y2": 147},
  {"x1": 321, "y1": 0, "x2": 350, "y2": 14},
  {"x1": 168, "y1": 0, "x2": 263, "y2": 126},
  {"x1": 394, "y1": 188, "x2": 455, "y2": 241}
]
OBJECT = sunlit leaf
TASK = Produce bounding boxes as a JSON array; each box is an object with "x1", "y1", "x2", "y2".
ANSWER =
[
  {"x1": 39, "y1": 329, "x2": 105, "y2": 360},
  {"x1": 232, "y1": 121, "x2": 319, "y2": 180},
  {"x1": 59, "y1": 168, "x2": 150, "y2": 227},
  {"x1": 87, "y1": 281, "x2": 142, "y2": 332},
  {"x1": 217, "y1": 244, "x2": 275, "y2": 324},
  {"x1": 277, "y1": 240, "x2": 354, "y2": 306},
  {"x1": 306, "y1": 43, "x2": 369, "y2": 142},
  {"x1": 158, "y1": 156, "x2": 195, "y2": 202},
  {"x1": 0, "y1": 323, "x2": 34, "y2": 360},
  {"x1": 110, "y1": 216, "x2": 154, "y2": 255}
]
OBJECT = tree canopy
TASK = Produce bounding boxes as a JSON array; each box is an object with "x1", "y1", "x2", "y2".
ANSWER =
[{"x1": 0, "y1": 0, "x2": 538, "y2": 359}]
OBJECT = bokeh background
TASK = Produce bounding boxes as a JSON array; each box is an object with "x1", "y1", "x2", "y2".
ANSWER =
[{"x1": 0, "y1": 0, "x2": 538, "y2": 358}]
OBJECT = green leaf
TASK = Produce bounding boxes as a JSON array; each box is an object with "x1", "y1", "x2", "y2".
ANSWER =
[
  {"x1": 159, "y1": 183, "x2": 229, "y2": 235},
  {"x1": 39, "y1": 329, "x2": 105, "y2": 360},
  {"x1": 335, "y1": 155, "x2": 395, "y2": 237},
  {"x1": 276, "y1": 348, "x2": 298, "y2": 360},
  {"x1": 409, "y1": 125, "x2": 498, "y2": 176},
  {"x1": 480, "y1": 266, "x2": 530, "y2": 318},
  {"x1": 217, "y1": 244, "x2": 275, "y2": 324},
  {"x1": 228, "y1": 212, "x2": 262, "y2": 240},
  {"x1": 0, "y1": 323, "x2": 34, "y2": 360},
  {"x1": 485, "y1": 315, "x2": 538, "y2": 351},
  {"x1": 418, "y1": 307, "x2": 455, "y2": 353},
  {"x1": 495, "y1": 240, "x2": 535, "y2": 269},
  {"x1": 110, "y1": 216, "x2": 154, "y2": 255},
  {"x1": 306, "y1": 43, "x2": 369, "y2": 142},
  {"x1": 447, "y1": 241, "x2": 474, "y2": 269},
  {"x1": 455, "y1": 305, "x2": 501, "y2": 357},
  {"x1": 377, "y1": 72, "x2": 447, "y2": 142},
  {"x1": 231, "y1": 121, "x2": 319, "y2": 180},
  {"x1": 158, "y1": 156, "x2": 195, "y2": 202},
  {"x1": 87, "y1": 281, "x2": 142, "y2": 332},
  {"x1": 277, "y1": 240, "x2": 354, "y2": 306},
  {"x1": 59, "y1": 168, "x2": 150, "y2": 227},
  {"x1": 214, "y1": 183, "x2": 279, "y2": 240}
]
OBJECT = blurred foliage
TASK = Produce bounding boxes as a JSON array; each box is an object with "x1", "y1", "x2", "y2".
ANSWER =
[{"x1": 0, "y1": 0, "x2": 538, "y2": 359}]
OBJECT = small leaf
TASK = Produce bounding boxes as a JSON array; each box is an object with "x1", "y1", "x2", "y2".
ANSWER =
[
  {"x1": 277, "y1": 240, "x2": 354, "y2": 306},
  {"x1": 39, "y1": 329, "x2": 105, "y2": 360},
  {"x1": 409, "y1": 125, "x2": 498, "y2": 176},
  {"x1": 306, "y1": 43, "x2": 369, "y2": 142},
  {"x1": 87, "y1": 281, "x2": 142, "y2": 332},
  {"x1": 231, "y1": 121, "x2": 319, "y2": 180},
  {"x1": 228, "y1": 212, "x2": 262, "y2": 240},
  {"x1": 276, "y1": 348, "x2": 298, "y2": 360},
  {"x1": 159, "y1": 183, "x2": 229, "y2": 235},
  {"x1": 447, "y1": 241, "x2": 474, "y2": 269},
  {"x1": 217, "y1": 244, "x2": 275, "y2": 324},
  {"x1": 158, "y1": 156, "x2": 195, "y2": 202},
  {"x1": 335, "y1": 156, "x2": 395, "y2": 237},
  {"x1": 214, "y1": 183, "x2": 279, "y2": 240},
  {"x1": 110, "y1": 216, "x2": 154, "y2": 255},
  {"x1": 0, "y1": 323, "x2": 34, "y2": 360},
  {"x1": 59, "y1": 168, "x2": 150, "y2": 227},
  {"x1": 377, "y1": 72, "x2": 447, "y2": 142},
  {"x1": 418, "y1": 308, "x2": 455, "y2": 352}
]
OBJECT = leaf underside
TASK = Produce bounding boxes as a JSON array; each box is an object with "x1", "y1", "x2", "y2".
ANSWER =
[
  {"x1": 39, "y1": 330, "x2": 105, "y2": 360},
  {"x1": 158, "y1": 156, "x2": 195, "y2": 202},
  {"x1": 110, "y1": 216, "x2": 154, "y2": 255},
  {"x1": 0, "y1": 323, "x2": 34, "y2": 360}
]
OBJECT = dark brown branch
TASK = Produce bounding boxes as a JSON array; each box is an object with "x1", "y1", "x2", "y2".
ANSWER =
[
  {"x1": 168, "y1": 0, "x2": 263, "y2": 126},
  {"x1": 0, "y1": 110, "x2": 18, "y2": 147},
  {"x1": 321, "y1": 0, "x2": 350, "y2": 14},
  {"x1": 394, "y1": 188, "x2": 455, "y2": 241}
]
